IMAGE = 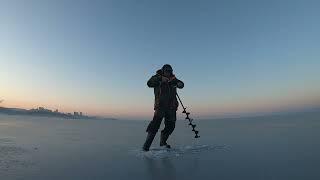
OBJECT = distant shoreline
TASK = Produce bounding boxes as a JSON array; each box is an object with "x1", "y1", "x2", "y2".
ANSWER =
[{"x1": 0, "y1": 106, "x2": 116, "y2": 121}]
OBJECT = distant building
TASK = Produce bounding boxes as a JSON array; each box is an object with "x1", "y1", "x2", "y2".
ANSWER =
[
  {"x1": 74, "y1": 112, "x2": 79, "y2": 116},
  {"x1": 54, "y1": 109, "x2": 58, "y2": 113},
  {"x1": 38, "y1": 107, "x2": 52, "y2": 113},
  {"x1": 79, "y1": 112, "x2": 83, "y2": 116}
]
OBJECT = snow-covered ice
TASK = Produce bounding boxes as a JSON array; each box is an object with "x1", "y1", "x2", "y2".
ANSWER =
[
  {"x1": 130, "y1": 144, "x2": 227, "y2": 159},
  {"x1": 0, "y1": 111, "x2": 319, "y2": 180}
]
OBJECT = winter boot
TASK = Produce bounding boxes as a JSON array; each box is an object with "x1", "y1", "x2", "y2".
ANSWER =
[
  {"x1": 142, "y1": 133, "x2": 156, "y2": 151},
  {"x1": 160, "y1": 132, "x2": 171, "y2": 149}
]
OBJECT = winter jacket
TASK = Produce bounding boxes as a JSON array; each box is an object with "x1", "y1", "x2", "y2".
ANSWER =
[{"x1": 147, "y1": 69, "x2": 184, "y2": 110}]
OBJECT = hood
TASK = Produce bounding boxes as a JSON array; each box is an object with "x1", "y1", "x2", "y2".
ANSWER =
[{"x1": 156, "y1": 69, "x2": 175, "y2": 79}]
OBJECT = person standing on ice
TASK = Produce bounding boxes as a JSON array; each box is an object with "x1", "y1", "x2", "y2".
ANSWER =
[{"x1": 143, "y1": 64, "x2": 184, "y2": 151}]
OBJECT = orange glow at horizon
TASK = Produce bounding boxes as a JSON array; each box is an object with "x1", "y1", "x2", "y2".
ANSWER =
[{"x1": 1, "y1": 91, "x2": 319, "y2": 119}]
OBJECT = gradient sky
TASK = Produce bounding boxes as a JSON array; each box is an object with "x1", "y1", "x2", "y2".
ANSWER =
[{"x1": 1, "y1": 0, "x2": 319, "y2": 119}]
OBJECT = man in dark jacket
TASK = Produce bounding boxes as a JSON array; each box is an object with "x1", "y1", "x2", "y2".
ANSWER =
[{"x1": 143, "y1": 64, "x2": 184, "y2": 151}]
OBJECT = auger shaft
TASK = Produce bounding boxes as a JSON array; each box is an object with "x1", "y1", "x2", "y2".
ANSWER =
[{"x1": 176, "y1": 92, "x2": 200, "y2": 138}]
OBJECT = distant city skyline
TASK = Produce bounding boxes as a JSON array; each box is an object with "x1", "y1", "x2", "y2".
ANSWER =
[
  {"x1": 0, "y1": 105, "x2": 118, "y2": 120},
  {"x1": 1, "y1": 0, "x2": 320, "y2": 119}
]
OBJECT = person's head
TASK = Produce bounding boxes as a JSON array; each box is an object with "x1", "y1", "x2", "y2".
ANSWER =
[{"x1": 162, "y1": 64, "x2": 173, "y2": 77}]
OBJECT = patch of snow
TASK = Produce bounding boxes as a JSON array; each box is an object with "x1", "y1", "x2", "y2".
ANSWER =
[{"x1": 129, "y1": 144, "x2": 226, "y2": 159}]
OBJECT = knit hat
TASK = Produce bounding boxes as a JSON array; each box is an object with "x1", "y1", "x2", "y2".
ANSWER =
[{"x1": 162, "y1": 64, "x2": 173, "y2": 72}]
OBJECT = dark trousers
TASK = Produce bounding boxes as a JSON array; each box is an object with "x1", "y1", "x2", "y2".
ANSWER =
[{"x1": 146, "y1": 108, "x2": 176, "y2": 135}]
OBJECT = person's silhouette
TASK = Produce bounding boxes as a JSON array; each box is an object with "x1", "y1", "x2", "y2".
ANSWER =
[{"x1": 143, "y1": 64, "x2": 184, "y2": 151}]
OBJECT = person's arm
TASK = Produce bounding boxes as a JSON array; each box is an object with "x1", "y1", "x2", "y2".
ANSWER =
[
  {"x1": 176, "y1": 79, "x2": 184, "y2": 89},
  {"x1": 169, "y1": 76, "x2": 184, "y2": 89},
  {"x1": 147, "y1": 74, "x2": 161, "y2": 88}
]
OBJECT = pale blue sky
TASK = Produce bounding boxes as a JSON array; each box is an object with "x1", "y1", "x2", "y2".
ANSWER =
[{"x1": 0, "y1": 0, "x2": 319, "y2": 119}]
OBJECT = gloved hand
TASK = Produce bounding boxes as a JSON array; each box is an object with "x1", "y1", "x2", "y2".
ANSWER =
[
  {"x1": 168, "y1": 76, "x2": 177, "y2": 86},
  {"x1": 168, "y1": 75, "x2": 176, "y2": 82}
]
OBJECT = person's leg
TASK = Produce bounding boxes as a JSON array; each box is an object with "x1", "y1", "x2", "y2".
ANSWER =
[
  {"x1": 143, "y1": 109, "x2": 165, "y2": 151},
  {"x1": 146, "y1": 109, "x2": 165, "y2": 134},
  {"x1": 142, "y1": 133, "x2": 156, "y2": 151},
  {"x1": 160, "y1": 109, "x2": 176, "y2": 148}
]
